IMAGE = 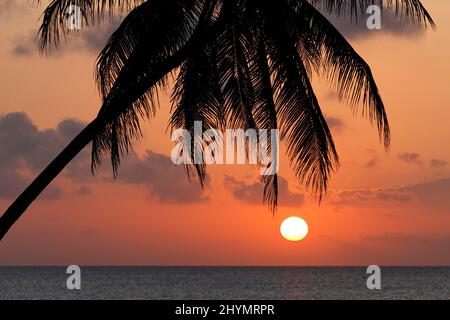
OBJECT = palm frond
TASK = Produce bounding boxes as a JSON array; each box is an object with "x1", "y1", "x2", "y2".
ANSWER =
[
  {"x1": 216, "y1": 1, "x2": 258, "y2": 130},
  {"x1": 169, "y1": 40, "x2": 224, "y2": 186},
  {"x1": 260, "y1": 2, "x2": 339, "y2": 199},
  {"x1": 306, "y1": 0, "x2": 435, "y2": 27},
  {"x1": 92, "y1": 0, "x2": 219, "y2": 175},
  {"x1": 37, "y1": 0, "x2": 146, "y2": 52},
  {"x1": 251, "y1": 26, "x2": 280, "y2": 211},
  {"x1": 290, "y1": 1, "x2": 391, "y2": 147},
  {"x1": 96, "y1": 0, "x2": 195, "y2": 98}
]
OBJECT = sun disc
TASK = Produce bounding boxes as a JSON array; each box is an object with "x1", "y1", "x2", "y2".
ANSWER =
[{"x1": 280, "y1": 216, "x2": 308, "y2": 241}]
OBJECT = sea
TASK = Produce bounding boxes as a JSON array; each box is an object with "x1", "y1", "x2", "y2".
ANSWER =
[{"x1": 0, "y1": 267, "x2": 449, "y2": 300}]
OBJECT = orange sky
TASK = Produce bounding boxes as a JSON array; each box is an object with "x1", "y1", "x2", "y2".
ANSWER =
[{"x1": 0, "y1": 0, "x2": 449, "y2": 265}]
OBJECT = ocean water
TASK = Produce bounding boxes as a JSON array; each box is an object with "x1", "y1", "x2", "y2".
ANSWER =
[{"x1": 0, "y1": 267, "x2": 449, "y2": 300}]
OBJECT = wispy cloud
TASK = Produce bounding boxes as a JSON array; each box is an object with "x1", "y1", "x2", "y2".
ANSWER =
[
  {"x1": 325, "y1": 116, "x2": 345, "y2": 133},
  {"x1": 10, "y1": 19, "x2": 122, "y2": 58},
  {"x1": 0, "y1": 112, "x2": 87, "y2": 199},
  {"x1": 332, "y1": 178, "x2": 450, "y2": 211},
  {"x1": 398, "y1": 152, "x2": 422, "y2": 165},
  {"x1": 224, "y1": 175, "x2": 304, "y2": 208},
  {"x1": 116, "y1": 151, "x2": 209, "y2": 204},
  {"x1": 0, "y1": 112, "x2": 208, "y2": 203},
  {"x1": 431, "y1": 159, "x2": 447, "y2": 169}
]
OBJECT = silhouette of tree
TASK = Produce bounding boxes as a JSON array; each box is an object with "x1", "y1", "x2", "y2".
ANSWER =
[{"x1": 0, "y1": 0, "x2": 434, "y2": 240}]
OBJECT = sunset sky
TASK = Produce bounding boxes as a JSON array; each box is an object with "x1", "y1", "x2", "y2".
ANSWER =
[{"x1": 0, "y1": 0, "x2": 449, "y2": 266}]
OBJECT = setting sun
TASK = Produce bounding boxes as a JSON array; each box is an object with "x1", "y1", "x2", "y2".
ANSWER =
[{"x1": 280, "y1": 217, "x2": 309, "y2": 242}]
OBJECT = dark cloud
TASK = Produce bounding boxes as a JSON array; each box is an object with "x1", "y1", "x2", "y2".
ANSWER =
[
  {"x1": 58, "y1": 118, "x2": 87, "y2": 138},
  {"x1": 0, "y1": 169, "x2": 27, "y2": 199},
  {"x1": 0, "y1": 0, "x2": 21, "y2": 16},
  {"x1": 116, "y1": 151, "x2": 209, "y2": 204},
  {"x1": 0, "y1": 167, "x2": 61, "y2": 200},
  {"x1": 0, "y1": 112, "x2": 88, "y2": 199},
  {"x1": 76, "y1": 20, "x2": 122, "y2": 53},
  {"x1": 431, "y1": 159, "x2": 447, "y2": 169},
  {"x1": 362, "y1": 233, "x2": 450, "y2": 255},
  {"x1": 75, "y1": 186, "x2": 92, "y2": 196},
  {"x1": 224, "y1": 175, "x2": 304, "y2": 207},
  {"x1": 334, "y1": 188, "x2": 412, "y2": 205},
  {"x1": 363, "y1": 232, "x2": 449, "y2": 243},
  {"x1": 333, "y1": 178, "x2": 450, "y2": 211},
  {"x1": 10, "y1": 33, "x2": 35, "y2": 57},
  {"x1": 11, "y1": 0, "x2": 426, "y2": 58},
  {"x1": 365, "y1": 157, "x2": 378, "y2": 168},
  {"x1": 325, "y1": 116, "x2": 345, "y2": 133},
  {"x1": 12, "y1": 43, "x2": 32, "y2": 56},
  {"x1": 323, "y1": 91, "x2": 338, "y2": 101},
  {"x1": 0, "y1": 112, "x2": 209, "y2": 204},
  {"x1": 364, "y1": 148, "x2": 378, "y2": 168},
  {"x1": 398, "y1": 152, "x2": 422, "y2": 165},
  {"x1": 404, "y1": 179, "x2": 450, "y2": 208},
  {"x1": 0, "y1": 112, "x2": 87, "y2": 171},
  {"x1": 11, "y1": 19, "x2": 122, "y2": 57},
  {"x1": 0, "y1": 169, "x2": 64, "y2": 202},
  {"x1": 360, "y1": 232, "x2": 450, "y2": 264}
]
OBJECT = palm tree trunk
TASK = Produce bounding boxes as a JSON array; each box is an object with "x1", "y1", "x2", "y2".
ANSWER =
[
  {"x1": 0, "y1": 118, "x2": 102, "y2": 241},
  {"x1": 0, "y1": 15, "x2": 221, "y2": 241},
  {"x1": 0, "y1": 44, "x2": 191, "y2": 241}
]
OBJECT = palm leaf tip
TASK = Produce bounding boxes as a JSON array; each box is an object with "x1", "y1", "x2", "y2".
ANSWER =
[
  {"x1": 36, "y1": 0, "x2": 147, "y2": 53},
  {"x1": 307, "y1": 0, "x2": 435, "y2": 29}
]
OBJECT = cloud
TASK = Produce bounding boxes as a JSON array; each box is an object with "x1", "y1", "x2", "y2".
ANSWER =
[
  {"x1": 0, "y1": 0, "x2": 25, "y2": 17},
  {"x1": 12, "y1": 0, "x2": 427, "y2": 58},
  {"x1": 10, "y1": 33, "x2": 35, "y2": 57},
  {"x1": 362, "y1": 233, "x2": 450, "y2": 254},
  {"x1": 116, "y1": 151, "x2": 209, "y2": 204},
  {"x1": 0, "y1": 112, "x2": 87, "y2": 171},
  {"x1": 398, "y1": 152, "x2": 422, "y2": 165},
  {"x1": 333, "y1": 178, "x2": 450, "y2": 211},
  {"x1": 224, "y1": 175, "x2": 304, "y2": 207},
  {"x1": 76, "y1": 20, "x2": 122, "y2": 53},
  {"x1": 334, "y1": 188, "x2": 412, "y2": 205},
  {"x1": 11, "y1": 19, "x2": 122, "y2": 57},
  {"x1": 431, "y1": 159, "x2": 447, "y2": 169},
  {"x1": 365, "y1": 158, "x2": 378, "y2": 168},
  {"x1": 0, "y1": 112, "x2": 209, "y2": 204},
  {"x1": 0, "y1": 112, "x2": 88, "y2": 199},
  {"x1": 0, "y1": 166, "x2": 61, "y2": 200},
  {"x1": 364, "y1": 148, "x2": 379, "y2": 168},
  {"x1": 325, "y1": 116, "x2": 345, "y2": 133},
  {"x1": 12, "y1": 43, "x2": 33, "y2": 56},
  {"x1": 322, "y1": 91, "x2": 338, "y2": 101},
  {"x1": 75, "y1": 186, "x2": 92, "y2": 196}
]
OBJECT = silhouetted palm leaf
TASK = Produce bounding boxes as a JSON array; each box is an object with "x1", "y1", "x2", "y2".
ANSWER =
[
  {"x1": 92, "y1": 0, "x2": 207, "y2": 174},
  {"x1": 307, "y1": 0, "x2": 435, "y2": 26},
  {"x1": 37, "y1": 0, "x2": 146, "y2": 51},
  {"x1": 169, "y1": 33, "x2": 224, "y2": 185}
]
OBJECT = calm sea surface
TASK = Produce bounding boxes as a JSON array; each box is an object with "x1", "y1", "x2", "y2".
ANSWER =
[{"x1": 0, "y1": 267, "x2": 449, "y2": 300}]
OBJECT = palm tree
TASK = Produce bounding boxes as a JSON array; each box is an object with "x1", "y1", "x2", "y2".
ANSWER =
[{"x1": 0, "y1": 0, "x2": 434, "y2": 240}]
